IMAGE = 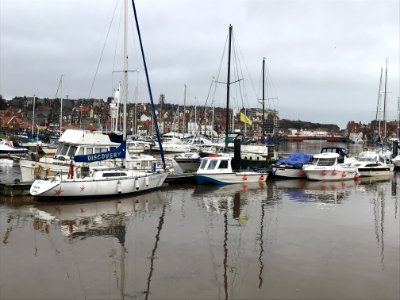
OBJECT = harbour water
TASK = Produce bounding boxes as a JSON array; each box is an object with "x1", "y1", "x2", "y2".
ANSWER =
[{"x1": 0, "y1": 141, "x2": 399, "y2": 300}]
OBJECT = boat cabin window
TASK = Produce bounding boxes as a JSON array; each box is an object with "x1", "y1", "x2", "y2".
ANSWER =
[
  {"x1": 199, "y1": 159, "x2": 208, "y2": 170},
  {"x1": 58, "y1": 144, "x2": 69, "y2": 156},
  {"x1": 55, "y1": 143, "x2": 65, "y2": 156},
  {"x1": 102, "y1": 172, "x2": 127, "y2": 177},
  {"x1": 218, "y1": 160, "x2": 228, "y2": 169},
  {"x1": 86, "y1": 148, "x2": 94, "y2": 155},
  {"x1": 316, "y1": 157, "x2": 336, "y2": 166},
  {"x1": 67, "y1": 146, "x2": 77, "y2": 157},
  {"x1": 207, "y1": 159, "x2": 219, "y2": 170},
  {"x1": 77, "y1": 147, "x2": 84, "y2": 155}
]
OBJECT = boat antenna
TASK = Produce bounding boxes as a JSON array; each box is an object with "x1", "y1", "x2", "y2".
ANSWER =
[{"x1": 130, "y1": 0, "x2": 165, "y2": 168}]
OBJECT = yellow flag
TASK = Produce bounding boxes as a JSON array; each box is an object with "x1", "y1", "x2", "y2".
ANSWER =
[{"x1": 240, "y1": 112, "x2": 252, "y2": 126}]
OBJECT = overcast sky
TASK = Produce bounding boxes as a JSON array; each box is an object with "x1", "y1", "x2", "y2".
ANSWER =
[{"x1": 1, "y1": 0, "x2": 399, "y2": 129}]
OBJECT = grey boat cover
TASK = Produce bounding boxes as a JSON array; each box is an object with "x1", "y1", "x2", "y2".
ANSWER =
[{"x1": 275, "y1": 152, "x2": 313, "y2": 168}]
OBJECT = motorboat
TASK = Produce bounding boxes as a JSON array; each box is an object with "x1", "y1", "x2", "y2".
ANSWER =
[
  {"x1": 353, "y1": 150, "x2": 391, "y2": 177},
  {"x1": 195, "y1": 155, "x2": 268, "y2": 185},
  {"x1": 0, "y1": 138, "x2": 28, "y2": 156},
  {"x1": 270, "y1": 152, "x2": 313, "y2": 178},
  {"x1": 174, "y1": 152, "x2": 200, "y2": 173},
  {"x1": 302, "y1": 152, "x2": 359, "y2": 181},
  {"x1": 152, "y1": 138, "x2": 192, "y2": 153}
]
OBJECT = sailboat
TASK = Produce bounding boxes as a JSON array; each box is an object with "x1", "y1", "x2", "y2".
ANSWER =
[
  {"x1": 195, "y1": 25, "x2": 269, "y2": 185},
  {"x1": 30, "y1": 0, "x2": 168, "y2": 198}
]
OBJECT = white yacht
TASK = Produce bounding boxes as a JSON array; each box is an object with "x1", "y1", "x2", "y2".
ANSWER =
[
  {"x1": 353, "y1": 150, "x2": 391, "y2": 177},
  {"x1": 302, "y1": 152, "x2": 359, "y2": 181}
]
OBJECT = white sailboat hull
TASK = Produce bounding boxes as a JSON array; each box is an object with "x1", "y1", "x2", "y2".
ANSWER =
[{"x1": 30, "y1": 172, "x2": 168, "y2": 198}]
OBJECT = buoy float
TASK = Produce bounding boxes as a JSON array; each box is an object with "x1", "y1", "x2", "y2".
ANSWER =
[
  {"x1": 341, "y1": 172, "x2": 347, "y2": 177},
  {"x1": 299, "y1": 171, "x2": 305, "y2": 177},
  {"x1": 243, "y1": 175, "x2": 248, "y2": 181},
  {"x1": 321, "y1": 171, "x2": 328, "y2": 176},
  {"x1": 259, "y1": 175, "x2": 265, "y2": 181},
  {"x1": 332, "y1": 170, "x2": 337, "y2": 175},
  {"x1": 117, "y1": 180, "x2": 122, "y2": 193}
]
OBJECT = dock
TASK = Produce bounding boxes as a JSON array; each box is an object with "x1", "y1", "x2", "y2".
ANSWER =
[{"x1": 0, "y1": 181, "x2": 33, "y2": 197}]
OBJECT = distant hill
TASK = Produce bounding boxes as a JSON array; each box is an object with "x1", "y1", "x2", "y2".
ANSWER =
[{"x1": 279, "y1": 119, "x2": 340, "y2": 132}]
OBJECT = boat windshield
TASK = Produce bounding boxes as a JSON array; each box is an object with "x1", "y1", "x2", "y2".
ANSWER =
[{"x1": 316, "y1": 157, "x2": 336, "y2": 166}]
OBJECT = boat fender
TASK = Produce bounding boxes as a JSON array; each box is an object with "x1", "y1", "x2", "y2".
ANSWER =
[
  {"x1": 242, "y1": 175, "x2": 248, "y2": 181},
  {"x1": 117, "y1": 180, "x2": 122, "y2": 193},
  {"x1": 135, "y1": 178, "x2": 140, "y2": 190},
  {"x1": 145, "y1": 176, "x2": 149, "y2": 187},
  {"x1": 259, "y1": 175, "x2": 265, "y2": 181},
  {"x1": 321, "y1": 171, "x2": 327, "y2": 176},
  {"x1": 332, "y1": 170, "x2": 337, "y2": 175},
  {"x1": 341, "y1": 172, "x2": 347, "y2": 178},
  {"x1": 299, "y1": 171, "x2": 305, "y2": 177}
]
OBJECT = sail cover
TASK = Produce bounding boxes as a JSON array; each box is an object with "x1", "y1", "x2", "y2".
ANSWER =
[{"x1": 74, "y1": 142, "x2": 126, "y2": 163}]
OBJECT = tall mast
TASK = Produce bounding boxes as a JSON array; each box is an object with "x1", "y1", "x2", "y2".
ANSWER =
[
  {"x1": 383, "y1": 58, "x2": 388, "y2": 146},
  {"x1": 32, "y1": 94, "x2": 36, "y2": 138},
  {"x1": 60, "y1": 75, "x2": 63, "y2": 135},
  {"x1": 225, "y1": 24, "x2": 232, "y2": 148},
  {"x1": 375, "y1": 68, "x2": 383, "y2": 142},
  {"x1": 183, "y1": 84, "x2": 187, "y2": 135},
  {"x1": 122, "y1": 0, "x2": 128, "y2": 141},
  {"x1": 131, "y1": 0, "x2": 166, "y2": 168},
  {"x1": 262, "y1": 57, "x2": 266, "y2": 143}
]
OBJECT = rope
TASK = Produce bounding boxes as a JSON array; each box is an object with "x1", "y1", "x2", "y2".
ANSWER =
[{"x1": 88, "y1": 0, "x2": 120, "y2": 98}]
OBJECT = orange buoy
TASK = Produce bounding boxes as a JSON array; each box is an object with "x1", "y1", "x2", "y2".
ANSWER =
[{"x1": 243, "y1": 175, "x2": 248, "y2": 181}]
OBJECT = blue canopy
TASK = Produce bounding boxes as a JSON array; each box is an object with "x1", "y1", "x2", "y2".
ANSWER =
[
  {"x1": 74, "y1": 141, "x2": 126, "y2": 163},
  {"x1": 275, "y1": 152, "x2": 313, "y2": 168}
]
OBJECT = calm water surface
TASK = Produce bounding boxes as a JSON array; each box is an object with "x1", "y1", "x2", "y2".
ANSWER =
[{"x1": 0, "y1": 141, "x2": 399, "y2": 300}]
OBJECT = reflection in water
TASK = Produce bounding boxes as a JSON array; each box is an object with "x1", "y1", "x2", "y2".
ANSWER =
[
  {"x1": 258, "y1": 201, "x2": 265, "y2": 289},
  {"x1": 272, "y1": 179, "x2": 356, "y2": 204},
  {"x1": 145, "y1": 202, "x2": 166, "y2": 300},
  {"x1": 1, "y1": 170, "x2": 399, "y2": 299},
  {"x1": 392, "y1": 173, "x2": 398, "y2": 219},
  {"x1": 193, "y1": 183, "x2": 279, "y2": 298},
  {"x1": 27, "y1": 193, "x2": 166, "y2": 300},
  {"x1": 372, "y1": 183, "x2": 386, "y2": 270}
]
